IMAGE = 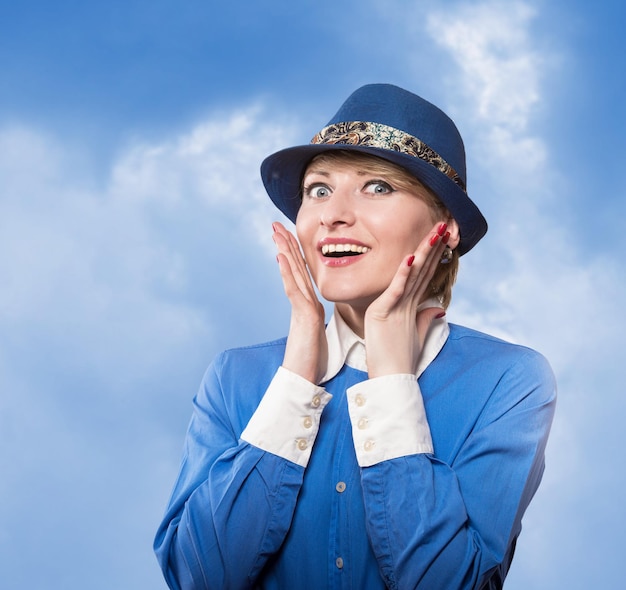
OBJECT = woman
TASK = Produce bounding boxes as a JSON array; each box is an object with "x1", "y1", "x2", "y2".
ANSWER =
[{"x1": 154, "y1": 84, "x2": 556, "y2": 589}]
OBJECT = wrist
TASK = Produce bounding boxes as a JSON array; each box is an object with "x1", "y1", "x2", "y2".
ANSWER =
[
  {"x1": 365, "y1": 337, "x2": 419, "y2": 378},
  {"x1": 367, "y1": 360, "x2": 414, "y2": 379}
]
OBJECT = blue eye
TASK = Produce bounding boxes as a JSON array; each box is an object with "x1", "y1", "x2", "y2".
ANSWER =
[
  {"x1": 304, "y1": 183, "x2": 331, "y2": 198},
  {"x1": 365, "y1": 180, "x2": 394, "y2": 195}
]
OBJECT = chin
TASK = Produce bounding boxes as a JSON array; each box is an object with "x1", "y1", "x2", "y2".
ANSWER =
[{"x1": 319, "y1": 286, "x2": 378, "y2": 310}]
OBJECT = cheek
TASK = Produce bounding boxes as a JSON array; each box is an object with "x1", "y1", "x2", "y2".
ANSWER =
[
  {"x1": 378, "y1": 218, "x2": 426, "y2": 257},
  {"x1": 295, "y1": 204, "x2": 312, "y2": 237},
  {"x1": 372, "y1": 199, "x2": 435, "y2": 243},
  {"x1": 399, "y1": 210, "x2": 438, "y2": 250}
]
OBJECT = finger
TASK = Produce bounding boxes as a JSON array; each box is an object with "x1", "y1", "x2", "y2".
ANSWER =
[
  {"x1": 282, "y1": 228, "x2": 311, "y2": 283},
  {"x1": 276, "y1": 252, "x2": 322, "y2": 315},
  {"x1": 364, "y1": 249, "x2": 420, "y2": 318},
  {"x1": 405, "y1": 223, "x2": 449, "y2": 299},
  {"x1": 275, "y1": 252, "x2": 305, "y2": 301},
  {"x1": 273, "y1": 233, "x2": 316, "y2": 302},
  {"x1": 272, "y1": 223, "x2": 317, "y2": 302},
  {"x1": 273, "y1": 222, "x2": 309, "y2": 277},
  {"x1": 373, "y1": 225, "x2": 444, "y2": 313},
  {"x1": 367, "y1": 221, "x2": 450, "y2": 316}
]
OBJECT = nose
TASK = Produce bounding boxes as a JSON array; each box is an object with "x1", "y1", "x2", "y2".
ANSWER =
[{"x1": 319, "y1": 188, "x2": 355, "y2": 228}]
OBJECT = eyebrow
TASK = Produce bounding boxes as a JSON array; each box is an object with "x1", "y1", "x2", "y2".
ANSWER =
[
  {"x1": 304, "y1": 168, "x2": 370, "y2": 177},
  {"x1": 303, "y1": 168, "x2": 331, "y2": 178}
]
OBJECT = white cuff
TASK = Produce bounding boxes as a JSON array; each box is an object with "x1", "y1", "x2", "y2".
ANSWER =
[
  {"x1": 240, "y1": 366, "x2": 332, "y2": 467},
  {"x1": 347, "y1": 374, "x2": 433, "y2": 467}
]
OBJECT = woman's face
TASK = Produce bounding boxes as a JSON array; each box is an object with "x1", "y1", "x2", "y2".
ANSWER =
[{"x1": 296, "y1": 155, "x2": 440, "y2": 313}]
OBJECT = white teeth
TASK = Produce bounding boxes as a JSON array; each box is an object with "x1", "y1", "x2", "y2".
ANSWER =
[{"x1": 321, "y1": 244, "x2": 370, "y2": 255}]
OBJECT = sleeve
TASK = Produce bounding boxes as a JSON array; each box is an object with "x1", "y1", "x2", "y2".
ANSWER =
[
  {"x1": 153, "y1": 358, "x2": 330, "y2": 590},
  {"x1": 347, "y1": 373, "x2": 434, "y2": 466},
  {"x1": 241, "y1": 367, "x2": 332, "y2": 466},
  {"x1": 352, "y1": 351, "x2": 556, "y2": 590}
]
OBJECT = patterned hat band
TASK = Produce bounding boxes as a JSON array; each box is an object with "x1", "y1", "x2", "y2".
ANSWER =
[{"x1": 310, "y1": 121, "x2": 466, "y2": 192}]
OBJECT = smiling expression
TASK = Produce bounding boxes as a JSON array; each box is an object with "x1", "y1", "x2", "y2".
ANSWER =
[{"x1": 296, "y1": 152, "x2": 443, "y2": 314}]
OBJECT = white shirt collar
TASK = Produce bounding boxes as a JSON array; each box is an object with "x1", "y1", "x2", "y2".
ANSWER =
[{"x1": 320, "y1": 298, "x2": 450, "y2": 384}]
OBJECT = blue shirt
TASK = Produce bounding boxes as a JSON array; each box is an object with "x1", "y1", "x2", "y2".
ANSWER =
[{"x1": 154, "y1": 322, "x2": 556, "y2": 589}]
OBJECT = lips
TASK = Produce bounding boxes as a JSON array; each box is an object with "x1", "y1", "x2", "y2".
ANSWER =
[
  {"x1": 316, "y1": 238, "x2": 371, "y2": 268},
  {"x1": 321, "y1": 243, "x2": 371, "y2": 257}
]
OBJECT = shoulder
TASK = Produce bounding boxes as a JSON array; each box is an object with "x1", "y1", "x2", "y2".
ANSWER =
[
  {"x1": 443, "y1": 323, "x2": 556, "y2": 396},
  {"x1": 196, "y1": 337, "x2": 289, "y2": 429},
  {"x1": 429, "y1": 325, "x2": 557, "y2": 439},
  {"x1": 448, "y1": 323, "x2": 551, "y2": 365},
  {"x1": 447, "y1": 322, "x2": 526, "y2": 348},
  {"x1": 206, "y1": 336, "x2": 288, "y2": 388},
  {"x1": 216, "y1": 336, "x2": 288, "y2": 364}
]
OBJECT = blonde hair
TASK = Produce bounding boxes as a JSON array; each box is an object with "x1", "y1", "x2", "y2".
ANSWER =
[{"x1": 304, "y1": 150, "x2": 459, "y2": 308}]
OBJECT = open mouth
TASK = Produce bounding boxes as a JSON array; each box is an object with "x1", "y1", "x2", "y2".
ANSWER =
[{"x1": 321, "y1": 243, "x2": 371, "y2": 258}]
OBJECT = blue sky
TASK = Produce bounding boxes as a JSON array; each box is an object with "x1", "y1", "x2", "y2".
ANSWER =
[{"x1": 1, "y1": 1, "x2": 624, "y2": 588}]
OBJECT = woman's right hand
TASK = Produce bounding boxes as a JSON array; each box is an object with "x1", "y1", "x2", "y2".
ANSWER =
[{"x1": 273, "y1": 222, "x2": 328, "y2": 384}]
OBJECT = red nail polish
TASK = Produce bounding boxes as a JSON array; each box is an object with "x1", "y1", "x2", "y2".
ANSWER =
[
  {"x1": 407, "y1": 255, "x2": 415, "y2": 267},
  {"x1": 437, "y1": 223, "x2": 448, "y2": 236},
  {"x1": 443, "y1": 231, "x2": 451, "y2": 244},
  {"x1": 272, "y1": 223, "x2": 278, "y2": 233},
  {"x1": 435, "y1": 311, "x2": 446, "y2": 319},
  {"x1": 429, "y1": 234, "x2": 440, "y2": 247}
]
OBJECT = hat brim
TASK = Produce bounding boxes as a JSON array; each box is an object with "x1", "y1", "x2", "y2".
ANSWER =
[{"x1": 261, "y1": 143, "x2": 487, "y2": 256}]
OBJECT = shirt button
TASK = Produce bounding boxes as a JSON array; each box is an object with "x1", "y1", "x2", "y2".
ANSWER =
[
  {"x1": 335, "y1": 481, "x2": 346, "y2": 493},
  {"x1": 354, "y1": 394, "x2": 365, "y2": 407},
  {"x1": 363, "y1": 440, "x2": 374, "y2": 452},
  {"x1": 297, "y1": 439, "x2": 308, "y2": 451},
  {"x1": 303, "y1": 416, "x2": 313, "y2": 429},
  {"x1": 357, "y1": 417, "x2": 368, "y2": 430},
  {"x1": 311, "y1": 395, "x2": 321, "y2": 408},
  {"x1": 335, "y1": 557, "x2": 344, "y2": 569}
]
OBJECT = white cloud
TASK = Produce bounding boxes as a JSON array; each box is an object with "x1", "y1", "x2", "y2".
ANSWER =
[
  {"x1": 109, "y1": 105, "x2": 299, "y2": 250},
  {"x1": 0, "y1": 106, "x2": 299, "y2": 374},
  {"x1": 427, "y1": 0, "x2": 542, "y2": 131},
  {"x1": 0, "y1": 106, "x2": 302, "y2": 588},
  {"x1": 111, "y1": 107, "x2": 286, "y2": 206},
  {"x1": 2, "y1": 2, "x2": 623, "y2": 588},
  {"x1": 419, "y1": 0, "x2": 624, "y2": 377},
  {"x1": 0, "y1": 131, "x2": 204, "y2": 386},
  {"x1": 421, "y1": 2, "x2": 626, "y2": 587}
]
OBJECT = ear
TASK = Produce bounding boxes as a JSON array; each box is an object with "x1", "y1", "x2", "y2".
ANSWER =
[{"x1": 445, "y1": 217, "x2": 461, "y2": 250}]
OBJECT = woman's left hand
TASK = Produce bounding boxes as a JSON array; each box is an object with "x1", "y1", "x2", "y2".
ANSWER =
[{"x1": 364, "y1": 223, "x2": 449, "y2": 378}]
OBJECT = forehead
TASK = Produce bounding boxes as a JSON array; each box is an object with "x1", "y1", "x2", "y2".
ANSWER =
[
  {"x1": 303, "y1": 163, "x2": 371, "y2": 178},
  {"x1": 303, "y1": 151, "x2": 424, "y2": 190}
]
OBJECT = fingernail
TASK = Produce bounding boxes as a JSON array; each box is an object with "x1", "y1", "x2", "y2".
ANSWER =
[
  {"x1": 437, "y1": 223, "x2": 448, "y2": 236},
  {"x1": 272, "y1": 223, "x2": 278, "y2": 233},
  {"x1": 443, "y1": 231, "x2": 451, "y2": 244},
  {"x1": 429, "y1": 234, "x2": 440, "y2": 247},
  {"x1": 407, "y1": 255, "x2": 415, "y2": 267},
  {"x1": 435, "y1": 311, "x2": 446, "y2": 319}
]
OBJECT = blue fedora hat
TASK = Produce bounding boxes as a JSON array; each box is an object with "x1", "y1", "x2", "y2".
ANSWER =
[{"x1": 261, "y1": 84, "x2": 487, "y2": 255}]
